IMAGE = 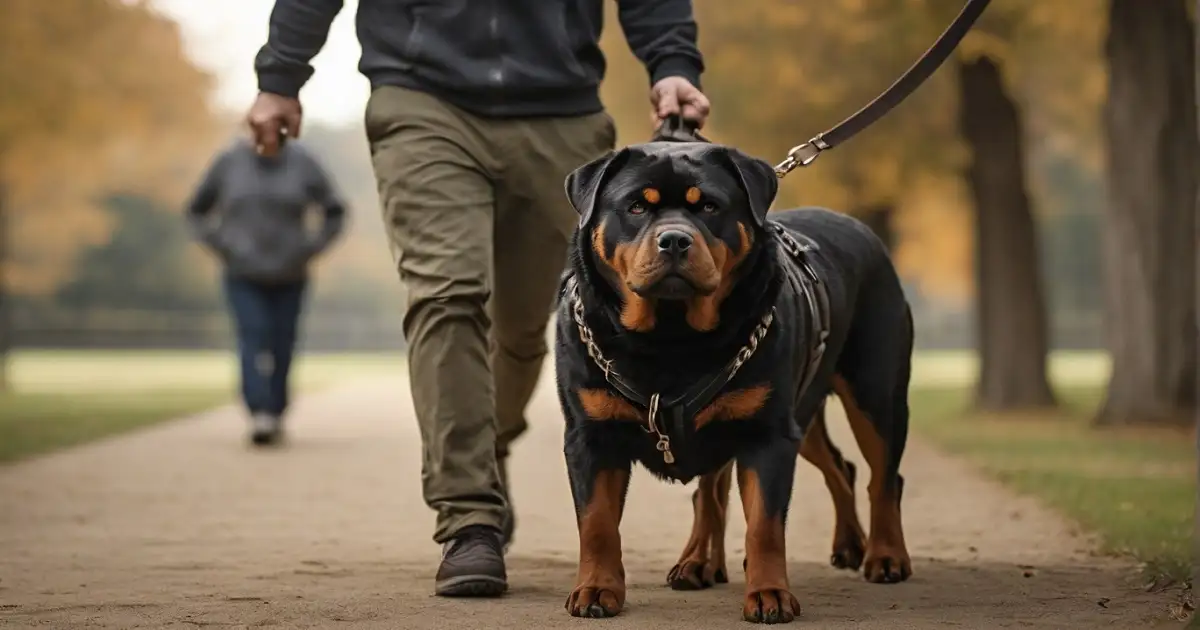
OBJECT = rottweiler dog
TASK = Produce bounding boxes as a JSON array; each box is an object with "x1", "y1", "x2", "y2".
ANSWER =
[{"x1": 554, "y1": 138, "x2": 914, "y2": 623}]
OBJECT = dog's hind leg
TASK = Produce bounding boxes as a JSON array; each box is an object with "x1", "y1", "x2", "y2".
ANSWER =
[
  {"x1": 667, "y1": 461, "x2": 733, "y2": 590},
  {"x1": 799, "y1": 400, "x2": 867, "y2": 571},
  {"x1": 832, "y1": 297, "x2": 914, "y2": 584},
  {"x1": 832, "y1": 375, "x2": 911, "y2": 583}
]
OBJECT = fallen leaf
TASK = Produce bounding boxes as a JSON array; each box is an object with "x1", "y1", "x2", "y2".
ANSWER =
[{"x1": 1167, "y1": 601, "x2": 1193, "y2": 622}]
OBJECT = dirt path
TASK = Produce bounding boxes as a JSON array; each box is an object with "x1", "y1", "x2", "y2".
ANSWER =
[{"x1": 0, "y1": 372, "x2": 1178, "y2": 629}]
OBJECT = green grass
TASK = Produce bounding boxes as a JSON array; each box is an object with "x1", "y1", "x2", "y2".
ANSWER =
[
  {"x1": 910, "y1": 385, "x2": 1196, "y2": 583},
  {"x1": 0, "y1": 350, "x2": 407, "y2": 464},
  {"x1": 0, "y1": 389, "x2": 232, "y2": 463},
  {"x1": 8, "y1": 349, "x2": 404, "y2": 394}
]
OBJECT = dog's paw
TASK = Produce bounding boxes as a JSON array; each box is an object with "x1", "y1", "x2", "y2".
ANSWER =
[
  {"x1": 565, "y1": 586, "x2": 623, "y2": 618},
  {"x1": 667, "y1": 559, "x2": 727, "y2": 590},
  {"x1": 742, "y1": 589, "x2": 801, "y2": 624},
  {"x1": 862, "y1": 547, "x2": 912, "y2": 584},
  {"x1": 830, "y1": 530, "x2": 866, "y2": 571}
]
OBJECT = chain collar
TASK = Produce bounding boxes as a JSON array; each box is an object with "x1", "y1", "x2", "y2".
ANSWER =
[{"x1": 569, "y1": 283, "x2": 775, "y2": 466}]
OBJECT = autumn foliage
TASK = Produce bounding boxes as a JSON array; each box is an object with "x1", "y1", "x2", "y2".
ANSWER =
[
  {"x1": 600, "y1": 0, "x2": 1106, "y2": 302},
  {"x1": 0, "y1": 0, "x2": 222, "y2": 296}
]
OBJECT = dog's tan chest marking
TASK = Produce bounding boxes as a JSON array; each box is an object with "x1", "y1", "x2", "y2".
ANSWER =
[
  {"x1": 694, "y1": 384, "x2": 772, "y2": 430},
  {"x1": 578, "y1": 388, "x2": 643, "y2": 422}
]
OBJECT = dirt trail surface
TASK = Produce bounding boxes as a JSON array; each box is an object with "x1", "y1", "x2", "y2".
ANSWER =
[{"x1": 0, "y1": 374, "x2": 1178, "y2": 629}]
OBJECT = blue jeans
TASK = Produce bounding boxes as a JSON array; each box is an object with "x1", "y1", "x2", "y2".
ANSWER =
[{"x1": 222, "y1": 275, "x2": 308, "y2": 416}]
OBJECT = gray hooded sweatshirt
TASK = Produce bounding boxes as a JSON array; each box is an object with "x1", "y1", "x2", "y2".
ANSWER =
[{"x1": 186, "y1": 138, "x2": 346, "y2": 284}]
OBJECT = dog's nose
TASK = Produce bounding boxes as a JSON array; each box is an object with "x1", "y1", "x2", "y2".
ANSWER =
[{"x1": 657, "y1": 230, "x2": 693, "y2": 257}]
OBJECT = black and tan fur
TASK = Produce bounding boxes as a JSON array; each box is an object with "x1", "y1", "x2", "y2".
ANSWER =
[{"x1": 555, "y1": 141, "x2": 914, "y2": 623}]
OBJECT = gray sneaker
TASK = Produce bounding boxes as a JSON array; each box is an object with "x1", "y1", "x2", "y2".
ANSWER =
[
  {"x1": 434, "y1": 525, "x2": 508, "y2": 597},
  {"x1": 250, "y1": 413, "x2": 282, "y2": 446}
]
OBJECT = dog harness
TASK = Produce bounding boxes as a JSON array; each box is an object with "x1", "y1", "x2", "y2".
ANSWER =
[{"x1": 567, "y1": 221, "x2": 830, "y2": 466}]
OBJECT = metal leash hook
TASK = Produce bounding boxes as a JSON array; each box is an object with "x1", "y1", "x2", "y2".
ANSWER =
[
  {"x1": 645, "y1": 393, "x2": 675, "y2": 465},
  {"x1": 774, "y1": 134, "x2": 830, "y2": 178}
]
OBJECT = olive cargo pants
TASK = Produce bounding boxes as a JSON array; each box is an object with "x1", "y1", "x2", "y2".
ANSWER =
[{"x1": 365, "y1": 86, "x2": 616, "y2": 543}]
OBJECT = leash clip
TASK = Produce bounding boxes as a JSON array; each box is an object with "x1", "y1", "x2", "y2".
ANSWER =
[
  {"x1": 774, "y1": 134, "x2": 831, "y2": 178},
  {"x1": 645, "y1": 393, "x2": 675, "y2": 465}
]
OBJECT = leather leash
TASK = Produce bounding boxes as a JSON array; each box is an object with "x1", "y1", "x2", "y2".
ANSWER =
[
  {"x1": 654, "y1": 0, "x2": 991, "y2": 175},
  {"x1": 772, "y1": 0, "x2": 992, "y2": 176}
]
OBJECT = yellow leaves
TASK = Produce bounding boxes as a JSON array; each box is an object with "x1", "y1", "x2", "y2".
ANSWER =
[
  {"x1": 598, "y1": 0, "x2": 1105, "y2": 299},
  {"x1": 958, "y1": 30, "x2": 1013, "y2": 67},
  {"x1": 892, "y1": 174, "x2": 973, "y2": 303},
  {"x1": 0, "y1": 0, "x2": 219, "y2": 296}
]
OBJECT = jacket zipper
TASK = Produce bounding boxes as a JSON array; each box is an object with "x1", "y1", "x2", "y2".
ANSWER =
[{"x1": 489, "y1": 0, "x2": 504, "y2": 87}]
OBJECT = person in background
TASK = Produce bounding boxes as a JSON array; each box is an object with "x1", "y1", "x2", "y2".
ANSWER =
[
  {"x1": 185, "y1": 136, "x2": 347, "y2": 446},
  {"x1": 246, "y1": 0, "x2": 709, "y2": 597}
]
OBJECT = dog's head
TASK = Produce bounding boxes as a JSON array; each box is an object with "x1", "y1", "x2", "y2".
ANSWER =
[{"x1": 566, "y1": 142, "x2": 778, "y2": 333}]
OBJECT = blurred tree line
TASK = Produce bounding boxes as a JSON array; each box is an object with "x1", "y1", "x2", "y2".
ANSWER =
[
  {"x1": 0, "y1": 0, "x2": 407, "y2": 373},
  {"x1": 2, "y1": 0, "x2": 1193, "y2": 425},
  {"x1": 599, "y1": 0, "x2": 1194, "y2": 424}
]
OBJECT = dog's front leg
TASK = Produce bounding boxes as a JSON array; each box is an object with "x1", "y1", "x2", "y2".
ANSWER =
[
  {"x1": 737, "y1": 438, "x2": 802, "y2": 624},
  {"x1": 564, "y1": 434, "x2": 630, "y2": 618}
]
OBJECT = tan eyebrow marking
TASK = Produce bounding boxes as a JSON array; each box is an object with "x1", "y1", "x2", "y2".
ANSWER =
[
  {"x1": 686, "y1": 186, "x2": 702, "y2": 204},
  {"x1": 642, "y1": 188, "x2": 661, "y2": 204}
]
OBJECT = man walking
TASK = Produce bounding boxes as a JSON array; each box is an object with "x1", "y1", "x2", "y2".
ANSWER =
[
  {"x1": 186, "y1": 137, "x2": 346, "y2": 446},
  {"x1": 246, "y1": 0, "x2": 710, "y2": 597}
]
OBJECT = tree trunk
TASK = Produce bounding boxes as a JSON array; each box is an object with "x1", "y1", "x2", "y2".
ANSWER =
[
  {"x1": 958, "y1": 55, "x2": 1056, "y2": 411},
  {"x1": 1194, "y1": 0, "x2": 1200, "y2": 599},
  {"x1": 1097, "y1": 0, "x2": 1198, "y2": 426},
  {"x1": 857, "y1": 204, "x2": 896, "y2": 252}
]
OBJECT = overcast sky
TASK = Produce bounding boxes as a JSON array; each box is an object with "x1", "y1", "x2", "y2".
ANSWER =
[{"x1": 152, "y1": 0, "x2": 368, "y2": 126}]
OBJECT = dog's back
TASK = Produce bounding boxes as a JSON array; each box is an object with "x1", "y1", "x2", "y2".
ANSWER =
[{"x1": 770, "y1": 206, "x2": 895, "y2": 295}]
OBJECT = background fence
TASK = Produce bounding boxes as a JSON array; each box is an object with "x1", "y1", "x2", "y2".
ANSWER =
[{"x1": 9, "y1": 302, "x2": 1103, "y2": 354}]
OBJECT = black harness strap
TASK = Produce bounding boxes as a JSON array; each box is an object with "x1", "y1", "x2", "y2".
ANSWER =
[{"x1": 771, "y1": 223, "x2": 830, "y2": 400}]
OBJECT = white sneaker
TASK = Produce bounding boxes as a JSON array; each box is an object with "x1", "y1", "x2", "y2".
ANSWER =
[{"x1": 250, "y1": 413, "x2": 282, "y2": 446}]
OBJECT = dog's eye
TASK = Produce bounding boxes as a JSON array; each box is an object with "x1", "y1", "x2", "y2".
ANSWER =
[
  {"x1": 628, "y1": 202, "x2": 648, "y2": 215},
  {"x1": 701, "y1": 202, "x2": 719, "y2": 213}
]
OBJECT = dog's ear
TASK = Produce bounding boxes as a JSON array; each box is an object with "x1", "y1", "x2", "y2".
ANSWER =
[
  {"x1": 565, "y1": 148, "x2": 630, "y2": 227},
  {"x1": 720, "y1": 147, "x2": 779, "y2": 228}
]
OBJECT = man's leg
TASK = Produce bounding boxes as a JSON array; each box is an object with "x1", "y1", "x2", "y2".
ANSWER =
[
  {"x1": 222, "y1": 275, "x2": 277, "y2": 444},
  {"x1": 267, "y1": 280, "x2": 308, "y2": 420},
  {"x1": 490, "y1": 111, "x2": 618, "y2": 543},
  {"x1": 365, "y1": 85, "x2": 509, "y2": 596}
]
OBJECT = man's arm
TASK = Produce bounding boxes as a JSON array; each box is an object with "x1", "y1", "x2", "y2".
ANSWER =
[
  {"x1": 184, "y1": 150, "x2": 230, "y2": 250},
  {"x1": 616, "y1": 0, "x2": 705, "y2": 88},
  {"x1": 301, "y1": 152, "x2": 347, "y2": 256},
  {"x1": 253, "y1": 0, "x2": 345, "y2": 98}
]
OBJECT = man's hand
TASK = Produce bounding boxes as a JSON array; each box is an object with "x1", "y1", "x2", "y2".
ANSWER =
[
  {"x1": 246, "y1": 92, "x2": 303, "y2": 157},
  {"x1": 650, "y1": 77, "x2": 711, "y2": 129}
]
